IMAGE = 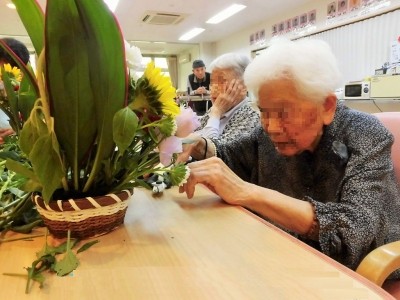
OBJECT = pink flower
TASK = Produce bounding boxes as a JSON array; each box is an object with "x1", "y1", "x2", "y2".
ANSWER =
[
  {"x1": 159, "y1": 136, "x2": 182, "y2": 166},
  {"x1": 174, "y1": 106, "x2": 200, "y2": 138}
]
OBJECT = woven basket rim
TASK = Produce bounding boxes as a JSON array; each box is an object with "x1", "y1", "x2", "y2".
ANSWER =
[{"x1": 33, "y1": 189, "x2": 133, "y2": 212}]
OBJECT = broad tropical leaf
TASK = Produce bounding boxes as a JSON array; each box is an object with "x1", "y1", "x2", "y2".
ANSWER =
[
  {"x1": 74, "y1": 0, "x2": 128, "y2": 192},
  {"x1": 45, "y1": 0, "x2": 98, "y2": 190}
]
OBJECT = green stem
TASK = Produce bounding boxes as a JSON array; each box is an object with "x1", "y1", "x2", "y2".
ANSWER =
[
  {"x1": 0, "y1": 233, "x2": 44, "y2": 243},
  {"x1": 3, "y1": 272, "x2": 27, "y2": 278}
]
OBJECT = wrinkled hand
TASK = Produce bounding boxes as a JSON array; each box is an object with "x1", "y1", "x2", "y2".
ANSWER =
[
  {"x1": 176, "y1": 133, "x2": 202, "y2": 164},
  {"x1": 179, "y1": 157, "x2": 249, "y2": 205},
  {"x1": 211, "y1": 79, "x2": 246, "y2": 117},
  {"x1": 0, "y1": 128, "x2": 14, "y2": 144}
]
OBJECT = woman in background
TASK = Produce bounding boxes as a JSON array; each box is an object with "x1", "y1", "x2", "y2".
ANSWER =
[{"x1": 195, "y1": 52, "x2": 259, "y2": 143}]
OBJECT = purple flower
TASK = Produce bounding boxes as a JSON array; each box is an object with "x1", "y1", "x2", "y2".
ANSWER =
[
  {"x1": 174, "y1": 106, "x2": 200, "y2": 137},
  {"x1": 159, "y1": 136, "x2": 182, "y2": 166}
]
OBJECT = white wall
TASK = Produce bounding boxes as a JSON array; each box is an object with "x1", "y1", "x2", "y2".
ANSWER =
[
  {"x1": 178, "y1": 0, "x2": 400, "y2": 92},
  {"x1": 214, "y1": 0, "x2": 400, "y2": 87},
  {"x1": 177, "y1": 45, "x2": 199, "y2": 92},
  {"x1": 215, "y1": 0, "x2": 400, "y2": 56}
]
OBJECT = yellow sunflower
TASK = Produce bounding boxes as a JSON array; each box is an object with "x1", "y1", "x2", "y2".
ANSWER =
[
  {"x1": 0, "y1": 63, "x2": 22, "y2": 81},
  {"x1": 130, "y1": 62, "x2": 179, "y2": 117}
]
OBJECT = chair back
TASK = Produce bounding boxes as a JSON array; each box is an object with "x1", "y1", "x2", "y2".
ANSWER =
[{"x1": 373, "y1": 112, "x2": 400, "y2": 182}]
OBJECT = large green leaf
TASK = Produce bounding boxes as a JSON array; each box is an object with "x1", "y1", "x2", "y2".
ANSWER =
[
  {"x1": 45, "y1": 0, "x2": 98, "y2": 190},
  {"x1": 12, "y1": 0, "x2": 44, "y2": 55},
  {"x1": 73, "y1": 0, "x2": 128, "y2": 192}
]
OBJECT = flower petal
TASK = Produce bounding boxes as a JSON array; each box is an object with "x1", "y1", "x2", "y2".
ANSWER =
[
  {"x1": 175, "y1": 106, "x2": 201, "y2": 137},
  {"x1": 159, "y1": 136, "x2": 182, "y2": 166}
]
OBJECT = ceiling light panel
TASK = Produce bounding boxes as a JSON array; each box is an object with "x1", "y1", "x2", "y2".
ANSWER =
[
  {"x1": 179, "y1": 28, "x2": 205, "y2": 41},
  {"x1": 206, "y1": 4, "x2": 246, "y2": 24}
]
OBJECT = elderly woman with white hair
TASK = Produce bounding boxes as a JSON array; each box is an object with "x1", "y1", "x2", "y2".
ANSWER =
[
  {"x1": 194, "y1": 52, "x2": 259, "y2": 143},
  {"x1": 179, "y1": 39, "x2": 400, "y2": 275}
]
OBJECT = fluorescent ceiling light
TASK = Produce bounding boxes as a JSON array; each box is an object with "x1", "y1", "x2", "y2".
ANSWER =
[
  {"x1": 6, "y1": 3, "x2": 16, "y2": 9},
  {"x1": 179, "y1": 28, "x2": 205, "y2": 41},
  {"x1": 206, "y1": 4, "x2": 246, "y2": 24},
  {"x1": 103, "y1": 0, "x2": 119, "y2": 12}
]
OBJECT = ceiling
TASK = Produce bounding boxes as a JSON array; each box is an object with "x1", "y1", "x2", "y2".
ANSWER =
[{"x1": 0, "y1": 0, "x2": 310, "y2": 55}]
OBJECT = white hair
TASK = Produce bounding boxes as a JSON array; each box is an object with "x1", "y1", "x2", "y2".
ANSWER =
[
  {"x1": 244, "y1": 38, "x2": 342, "y2": 103},
  {"x1": 209, "y1": 53, "x2": 251, "y2": 79}
]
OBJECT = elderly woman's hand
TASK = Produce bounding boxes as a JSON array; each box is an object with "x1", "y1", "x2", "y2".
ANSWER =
[
  {"x1": 210, "y1": 79, "x2": 246, "y2": 118},
  {"x1": 179, "y1": 157, "x2": 250, "y2": 204}
]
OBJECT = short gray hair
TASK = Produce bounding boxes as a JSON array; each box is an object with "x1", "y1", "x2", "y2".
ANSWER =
[
  {"x1": 209, "y1": 53, "x2": 251, "y2": 79},
  {"x1": 244, "y1": 38, "x2": 342, "y2": 103}
]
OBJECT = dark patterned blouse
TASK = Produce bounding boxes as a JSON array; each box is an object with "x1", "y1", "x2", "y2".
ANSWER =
[
  {"x1": 197, "y1": 102, "x2": 260, "y2": 144},
  {"x1": 214, "y1": 102, "x2": 400, "y2": 275}
]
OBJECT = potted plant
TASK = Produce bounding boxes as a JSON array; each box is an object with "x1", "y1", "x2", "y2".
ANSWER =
[{"x1": 0, "y1": 0, "x2": 198, "y2": 239}]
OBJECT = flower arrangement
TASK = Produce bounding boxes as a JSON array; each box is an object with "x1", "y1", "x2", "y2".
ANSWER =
[{"x1": 0, "y1": 0, "x2": 199, "y2": 232}]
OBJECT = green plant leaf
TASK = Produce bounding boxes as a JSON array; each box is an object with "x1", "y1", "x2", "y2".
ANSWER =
[
  {"x1": 28, "y1": 133, "x2": 64, "y2": 203},
  {"x1": 77, "y1": 240, "x2": 99, "y2": 254},
  {"x1": 18, "y1": 64, "x2": 39, "y2": 124},
  {"x1": 53, "y1": 231, "x2": 79, "y2": 276},
  {"x1": 6, "y1": 159, "x2": 39, "y2": 183},
  {"x1": 73, "y1": 0, "x2": 128, "y2": 192},
  {"x1": 45, "y1": 0, "x2": 98, "y2": 191},
  {"x1": 113, "y1": 107, "x2": 139, "y2": 154},
  {"x1": 11, "y1": 219, "x2": 43, "y2": 234},
  {"x1": 11, "y1": 0, "x2": 44, "y2": 55},
  {"x1": 19, "y1": 103, "x2": 48, "y2": 157},
  {"x1": 53, "y1": 250, "x2": 79, "y2": 276},
  {"x1": 37, "y1": 238, "x2": 79, "y2": 258}
]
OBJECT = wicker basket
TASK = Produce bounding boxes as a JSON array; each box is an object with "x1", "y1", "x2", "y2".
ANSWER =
[{"x1": 33, "y1": 189, "x2": 133, "y2": 239}]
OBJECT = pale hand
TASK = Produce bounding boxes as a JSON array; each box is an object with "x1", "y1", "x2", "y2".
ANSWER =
[
  {"x1": 196, "y1": 86, "x2": 207, "y2": 95},
  {"x1": 211, "y1": 79, "x2": 246, "y2": 117},
  {"x1": 179, "y1": 157, "x2": 250, "y2": 205}
]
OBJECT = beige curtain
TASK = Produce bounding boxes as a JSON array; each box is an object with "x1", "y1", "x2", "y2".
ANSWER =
[{"x1": 166, "y1": 56, "x2": 178, "y2": 88}]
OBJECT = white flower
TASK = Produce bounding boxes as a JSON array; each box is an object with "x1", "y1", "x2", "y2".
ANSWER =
[{"x1": 124, "y1": 40, "x2": 143, "y2": 70}]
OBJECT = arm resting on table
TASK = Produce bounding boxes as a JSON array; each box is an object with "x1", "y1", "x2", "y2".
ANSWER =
[{"x1": 356, "y1": 240, "x2": 400, "y2": 286}]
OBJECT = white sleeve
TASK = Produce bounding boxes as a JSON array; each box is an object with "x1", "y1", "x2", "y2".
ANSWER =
[{"x1": 200, "y1": 115, "x2": 220, "y2": 139}]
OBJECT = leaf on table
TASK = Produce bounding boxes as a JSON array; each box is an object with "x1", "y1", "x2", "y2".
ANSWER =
[
  {"x1": 53, "y1": 251, "x2": 79, "y2": 276},
  {"x1": 77, "y1": 240, "x2": 99, "y2": 254},
  {"x1": 27, "y1": 267, "x2": 46, "y2": 287},
  {"x1": 36, "y1": 238, "x2": 79, "y2": 257}
]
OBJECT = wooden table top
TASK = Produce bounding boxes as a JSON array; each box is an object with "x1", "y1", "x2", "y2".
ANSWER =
[{"x1": 0, "y1": 186, "x2": 393, "y2": 299}]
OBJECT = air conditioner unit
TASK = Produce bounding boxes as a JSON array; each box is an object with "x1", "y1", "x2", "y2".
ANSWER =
[
  {"x1": 179, "y1": 53, "x2": 191, "y2": 64},
  {"x1": 142, "y1": 11, "x2": 185, "y2": 25}
]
